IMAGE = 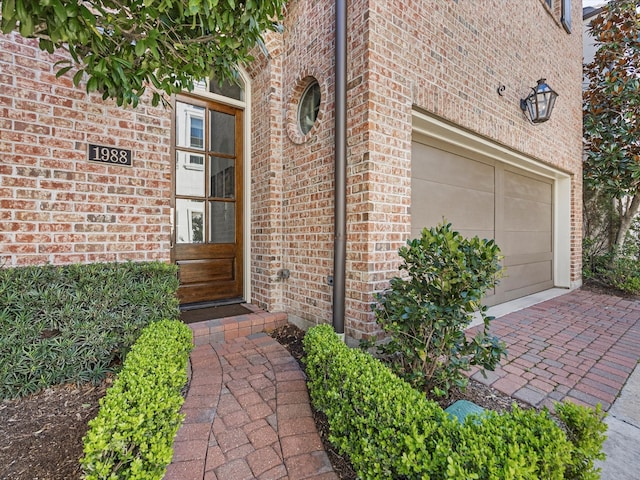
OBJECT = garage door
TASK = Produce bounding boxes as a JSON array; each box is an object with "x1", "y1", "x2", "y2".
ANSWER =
[{"x1": 411, "y1": 138, "x2": 554, "y2": 306}]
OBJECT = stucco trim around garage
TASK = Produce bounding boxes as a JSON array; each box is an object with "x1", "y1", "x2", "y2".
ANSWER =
[{"x1": 411, "y1": 109, "x2": 573, "y2": 289}]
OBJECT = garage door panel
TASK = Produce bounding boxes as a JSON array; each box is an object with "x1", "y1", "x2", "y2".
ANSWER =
[
  {"x1": 412, "y1": 140, "x2": 554, "y2": 306},
  {"x1": 502, "y1": 260, "x2": 553, "y2": 292},
  {"x1": 505, "y1": 170, "x2": 552, "y2": 203},
  {"x1": 412, "y1": 178, "x2": 494, "y2": 236},
  {"x1": 504, "y1": 198, "x2": 552, "y2": 231},
  {"x1": 500, "y1": 279, "x2": 555, "y2": 304},
  {"x1": 504, "y1": 252, "x2": 553, "y2": 267},
  {"x1": 412, "y1": 143, "x2": 494, "y2": 192},
  {"x1": 502, "y1": 231, "x2": 552, "y2": 256},
  {"x1": 411, "y1": 226, "x2": 494, "y2": 241}
]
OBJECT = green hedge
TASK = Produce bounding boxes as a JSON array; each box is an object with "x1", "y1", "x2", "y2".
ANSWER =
[
  {"x1": 303, "y1": 324, "x2": 607, "y2": 480},
  {"x1": 81, "y1": 319, "x2": 193, "y2": 480},
  {"x1": 0, "y1": 261, "x2": 179, "y2": 399}
]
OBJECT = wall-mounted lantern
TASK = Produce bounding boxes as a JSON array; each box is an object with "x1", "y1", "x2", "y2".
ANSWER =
[{"x1": 520, "y1": 78, "x2": 558, "y2": 124}]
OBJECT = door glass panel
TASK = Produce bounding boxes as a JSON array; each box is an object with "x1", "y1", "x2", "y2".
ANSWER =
[
  {"x1": 175, "y1": 152, "x2": 205, "y2": 196},
  {"x1": 209, "y1": 201, "x2": 235, "y2": 243},
  {"x1": 210, "y1": 111, "x2": 235, "y2": 155},
  {"x1": 176, "y1": 102, "x2": 205, "y2": 150},
  {"x1": 210, "y1": 156, "x2": 235, "y2": 199},
  {"x1": 175, "y1": 199, "x2": 205, "y2": 244}
]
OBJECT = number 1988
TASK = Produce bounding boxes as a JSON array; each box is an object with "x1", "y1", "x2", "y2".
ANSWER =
[{"x1": 88, "y1": 144, "x2": 132, "y2": 166}]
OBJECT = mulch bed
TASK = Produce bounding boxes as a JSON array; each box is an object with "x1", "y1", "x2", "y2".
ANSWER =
[{"x1": 0, "y1": 379, "x2": 109, "y2": 480}]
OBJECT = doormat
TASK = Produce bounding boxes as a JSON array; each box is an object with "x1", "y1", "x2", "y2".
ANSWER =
[{"x1": 180, "y1": 304, "x2": 252, "y2": 324}]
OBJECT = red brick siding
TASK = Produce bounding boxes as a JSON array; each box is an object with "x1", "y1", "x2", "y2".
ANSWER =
[
  {"x1": 341, "y1": 0, "x2": 583, "y2": 339},
  {"x1": 0, "y1": 0, "x2": 583, "y2": 341},
  {"x1": 246, "y1": 32, "x2": 287, "y2": 313},
  {"x1": 275, "y1": 0, "x2": 338, "y2": 327},
  {"x1": 0, "y1": 32, "x2": 172, "y2": 266},
  {"x1": 263, "y1": 0, "x2": 583, "y2": 339}
]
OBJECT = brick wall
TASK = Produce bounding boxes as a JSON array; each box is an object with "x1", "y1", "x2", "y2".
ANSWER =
[
  {"x1": 0, "y1": 32, "x2": 173, "y2": 267},
  {"x1": 251, "y1": 0, "x2": 583, "y2": 339},
  {"x1": 246, "y1": 31, "x2": 287, "y2": 313},
  {"x1": 0, "y1": 0, "x2": 584, "y2": 341},
  {"x1": 338, "y1": 0, "x2": 584, "y2": 339},
  {"x1": 276, "y1": 0, "x2": 338, "y2": 327}
]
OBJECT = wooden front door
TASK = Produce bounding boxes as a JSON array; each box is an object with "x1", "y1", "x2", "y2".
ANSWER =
[{"x1": 171, "y1": 94, "x2": 243, "y2": 304}]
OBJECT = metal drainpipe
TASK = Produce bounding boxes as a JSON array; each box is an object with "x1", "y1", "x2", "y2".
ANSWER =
[{"x1": 333, "y1": 0, "x2": 347, "y2": 338}]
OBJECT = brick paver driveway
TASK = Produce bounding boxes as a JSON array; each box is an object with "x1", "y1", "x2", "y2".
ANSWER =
[{"x1": 469, "y1": 289, "x2": 640, "y2": 410}]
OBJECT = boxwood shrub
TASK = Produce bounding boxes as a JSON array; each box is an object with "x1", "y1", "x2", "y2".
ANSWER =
[
  {"x1": 0, "y1": 261, "x2": 179, "y2": 399},
  {"x1": 81, "y1": 319, "x2": 193, "y2": 480},
  {"x1": 303, "y1": 324, "x2": 607, "y2": 480}
]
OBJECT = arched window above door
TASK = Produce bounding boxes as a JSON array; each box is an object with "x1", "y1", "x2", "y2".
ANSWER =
[{"x1": 194, "y1": 76, "x2": 244, "y2": 102}]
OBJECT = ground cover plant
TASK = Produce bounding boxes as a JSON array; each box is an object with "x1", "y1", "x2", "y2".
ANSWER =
[
  {"x1": 366, "y1": 223, "x2": 507, "y2": 396},
  {"x1": 583, "y1": 249, "x2": 640, "y2": 295},
  {"x1": 583, "y1": 190, "x2": 640, "y2": 295},
  {"x1": 0, "y1": 261, "x2": 180, "y2": 399}
]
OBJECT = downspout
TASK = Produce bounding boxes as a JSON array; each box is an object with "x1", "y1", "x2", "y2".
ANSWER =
[{"x1": 332, "y1": 0, "x2": 347, "y2": 338}]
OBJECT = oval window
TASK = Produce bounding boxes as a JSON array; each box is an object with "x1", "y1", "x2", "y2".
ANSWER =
[{"x1": 298, "y1": 80, "x2": 321, "y2": 135}]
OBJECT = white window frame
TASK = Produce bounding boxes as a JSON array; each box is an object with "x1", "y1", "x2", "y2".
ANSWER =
[
  {"x1": 561, "y1": 0, "x2": 572, "y2": 33},
  {"x1": 188, "y1": 114, "x2": 204, "y2": 149}
]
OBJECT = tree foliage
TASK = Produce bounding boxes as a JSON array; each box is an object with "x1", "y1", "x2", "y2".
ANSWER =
[
  {"x1": 1, "y1": 0, "x2": 285, "y2": 107},
  {"x1": 583, "y1": 0, "x2": 640, "y2": 251}
]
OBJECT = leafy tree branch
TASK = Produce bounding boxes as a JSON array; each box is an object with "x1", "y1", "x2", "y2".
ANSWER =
[{"x1": 1, "y1": 0, "x2": 285, "y2": 107}]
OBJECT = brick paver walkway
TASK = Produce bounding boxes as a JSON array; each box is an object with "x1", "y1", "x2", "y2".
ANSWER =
[
  {"x1": 469, "y1": 289, "x2": 640, "y2": 411},
  {"x1": 164, "y1": 330, "x2": 337, "y2": 480},
  {"x1": 166, "y1": 289, "x2": 640, "y2": 479}
]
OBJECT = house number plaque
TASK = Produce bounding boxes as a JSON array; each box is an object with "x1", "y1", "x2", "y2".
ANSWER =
[{"x1": 88, "y1": 144, "x2": 132, "y2": 166}]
